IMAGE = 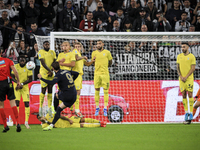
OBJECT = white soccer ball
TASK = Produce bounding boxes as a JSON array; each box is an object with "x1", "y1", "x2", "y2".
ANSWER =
[{"x1": 26, "y1": 61, "x2": 36, "y2": 70}]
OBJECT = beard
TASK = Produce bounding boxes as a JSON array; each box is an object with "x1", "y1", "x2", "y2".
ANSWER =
[
  {"x1": 44, "y1": 47, "x2": 49, "y2": 51},
  {"x1": 97, "y1": 46, "x2": 102, "y2": 50},
  {"x1": 20, "y1": 63, "x2": 26, "y2": 67}
]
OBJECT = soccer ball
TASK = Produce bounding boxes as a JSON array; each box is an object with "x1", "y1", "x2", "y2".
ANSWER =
[{"x1": 26, "y1": 61, "x2": 36, "y2": 70}]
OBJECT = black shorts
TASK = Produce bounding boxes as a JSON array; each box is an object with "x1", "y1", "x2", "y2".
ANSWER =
[
  {"x1": 58, "y1": 90, "x2": 77, "y2": 107},
  {"x1": 0, "y1": 80, "x2": 15, "y2": 101}
]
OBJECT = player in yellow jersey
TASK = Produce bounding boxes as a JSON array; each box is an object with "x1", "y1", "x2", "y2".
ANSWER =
[
  {"x1": 38, "y1": 41, "x2": 56, "y2": 117},
  {"x1": 70, "y1": 42, "x2": 95, "y2": 117},
  {"x1": 90, "y1": 40, "x2": 113, "y2": 116},
  {"x1": 37, "y1": 113, "x2": 106, "y2": 129},
  {"x1": 11, "y1": 55, "x2": 32, "y2": 129},
  {"x1": 177, "y1": 42, "x2": 196, "y2": 123}
]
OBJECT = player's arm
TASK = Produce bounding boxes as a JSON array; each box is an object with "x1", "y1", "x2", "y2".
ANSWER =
[
  {"x1": 108, "y1": 59, "x2": 113, "y2": 67},
  {"x1": 75, "y1": 54, "x2": 88, "y2": 61},
  {"x1": 184, "y1": 64, "x2": 196, "y2": 79},
  {"x1": 84, "y1": 57, "x2": 95, "y2": 66},
  {"x1": 10, "y1": 65, "x2": 20, "y2": 86},
  {"x1": 59, "y1": 60, "x2": 75, "y2": 67},
  {"x1": 60, "y1": 116, "x2": 73, "y2": 125},
  {"x1": 38, "y1": 74, "x2": 59, "y2": 85},
  {"x1": 21, "y1": 76, "x2": 32, "y2": 85},
  {"x1": 11, "y1": 74, "x2": 17, "y2": 83},
  {"x1": 40, "y1": 58, "x2": 52, "y2": 72},
  {"x1": 176, "y1": 63, "x2": 182, "y2": 77},
  {"x1": 70, "y1": 71, "x2": 79, "y2": 81},
  {"x1": 195, "y1": 88, "x2": 200, "y2": 102}
]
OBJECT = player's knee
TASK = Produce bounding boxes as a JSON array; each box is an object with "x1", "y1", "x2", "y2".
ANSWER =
[
  {"x1": 24, "y1": 102, "x2": 29, "y2": 107},
  {"x1": 188, "y1": 93, "x2": 193, "y2": 98},
  {"x1": 80, "y1": 118, "x2": 85, "y2": 123},
  {"x1": 15, "y1": 100, "x2": 20, "y2": 107},
  {"x1": 80, "y1": 123, "x2": 84, "y2": 128},
  {"x1": 41, "y1": 88, "x2": 46, "y2": 94}
]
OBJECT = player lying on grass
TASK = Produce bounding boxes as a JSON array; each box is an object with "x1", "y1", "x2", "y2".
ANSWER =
[
  {"x1": 37, "y1": 113, "x2": 106, "y2": 128},
  {"x1": 184, "y1": 88, "x2": 200, "y2": 125}
]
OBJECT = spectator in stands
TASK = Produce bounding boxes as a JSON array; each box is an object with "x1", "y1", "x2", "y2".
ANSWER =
[
  {"x1": 141, "y1": 24, "x2": 148, "y2": 32},
  {"x1": 153, "y1": 0, "x2": 167, "y2": 16},
  {"x1": 182, "y1": 0, "x2": 195, "y2": 24},
  {"x1": 188, "y1": 25, "x2": 195, "y2": 31},
  {"x1": 0, "y1": 0, "x2": 4, "y2": 9},
  {"x1": 59, "y1": 0, "x2": 79, "y2": 31},
  {"x1": 95, "y1": 17, "x2": 107, "y2": 32},
  {"x1": 10, "y1": 0, "x2": 23, "y2": 26},
  {"x1": 23, "y1": 0, "x2": 40, "y2": 32},
  {"x1": 32, "y1": 42, "x2": 40, "y2": 80},
  {"x1": 127, "y1": 0, "x2": 140, "y2": 23},
  {"x1": 122, "y1": 19, "x2": 133, "y2": 32},
  {"x1": 85, "y1": 0, "x2": 99, "y2": 13},
  {"x1": 79, "y1": 11, "x2": 96, "y2": 32},
  {"x1": 93, "y1": 1, "x2": 109, "y2": 22},
  {"x1": 108, "y1": 0, "x2": 124, "y2": 16},
  {"x1": 166, "y1": 0, "x2": 182, "y2": 31},
  {"x1": 107, "y1": 20, "x2": 121, "y2": 32},
  {"x1": 28, "y1": 22, "x2": 45, "y2": 48},
  {"x1": 193, "y1": 2, "x2": 200, "y2": 15},
  {"x1": 5, "y1": 40, "x2": 19, "y2": 64},
  {"x1": 0, "y1": 10, "x2": 11, "y2": 50},
  {"x1": 17, "y1": 40, "x2": 27, "y2": 57},
  {"x1": 39, "y1": 0, "x2": 55, "y2": 35},
  {"x1": 195, "y1": 14, "x2": 200, "y2": 31},
  {"x1": 10, "y1": 25, "x2": 28, "y2": 46},
  {"x1": 132, "y1": 7, "x2": 154, "y2": 31},
  {"x1": 175, "y1": 11, "x2": 190, "y2": 32},
  {"x1": 153, "y1": 10, "x2": 171, "y2": 31},
  {"x1": 146, "y1": 0, "x2": 158, "y2": 21}
]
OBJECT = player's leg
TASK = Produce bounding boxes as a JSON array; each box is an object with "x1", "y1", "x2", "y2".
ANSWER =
[
  {"x1": 47, "y1": 84, "x2": 53, "y2": 117},
  {"x1": 180, "y1": 81, "x2": 189, "y2": 121},
  {"x1": 39, "y1": 85, "x2": 46, "y2": 116},
  {"x1": 94, "y1": 75, "x2": 101, "y2": 116},
  {"x1": 0, "y1": 101, "x2": 9, "y2": 132},
  {"x1": 24, "y1": 102, "x2": 30, "y2": 129},
  {"x1": 102, "y1": 75, "x2": 110, "y2": 117},
  {"x1": 53, "y1": 92, "x2": 59, "y2": 112},
  {"x1": 10, "y1": 100, "x2": 21, "y2": 132},
  {"x1": 188, "y1": 91, "x2": 194, "y2": 121},
  {"x1": 193, "y1": 100, "x2": 200, "y2": 116}
]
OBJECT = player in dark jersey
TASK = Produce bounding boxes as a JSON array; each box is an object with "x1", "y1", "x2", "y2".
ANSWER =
[
  {"x1": 0, "y1": 52, "x2": 21, "y2": 133},
  {"x1": 38, "y1": 61, "x2": 79, "y2": 131}
]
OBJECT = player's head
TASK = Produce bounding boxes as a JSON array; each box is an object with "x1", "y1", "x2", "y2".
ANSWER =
[
  {"x1": 43, "y1": 41, "x2": 50, "y2": 51},
  {"x1": 97, "y1": 40, "x2": 104, "y2": 50},
  {"x1": 62, "y1": 41, "x2": 71, "y2": 52},
  {"x1": 51, "y1": 61, "x2": 60, "y2": 72},
  {"x1": 18, "y1": 55, "x2": 26, "y2": 67},
  {"x1": 37, "y1": 114, "x2": 45, "y2": 121},
  {"x1": 74, "y1": 42, "x2": 82, "y2": 52},
  {"x1": 181, "y1": 42, "x2": 189, "y2": 54}
]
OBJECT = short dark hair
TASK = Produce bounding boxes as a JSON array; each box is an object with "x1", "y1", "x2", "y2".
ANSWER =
[
  {"x1": 181, "y1": 42, "x2": 189, "y2": 46},
  {"x1": 51, "y1": 61, "x2": 60, "y2": 70},
  {"x1": 97, "y1": 40, "x2": 104, "y2": 43},
  {"x1": 18, "y1": 55, "x2": 26, "y2": 62},
  {"x1": 43, "y1": 41, "x2": 49, "y2": 45}
]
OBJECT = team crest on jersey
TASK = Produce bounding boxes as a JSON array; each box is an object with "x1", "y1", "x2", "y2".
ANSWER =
[
  {"x1": 188, "y1": 58, "x2": 189, "y2": 60},
  {"x1": 39, "y1": 54, "x2": 41, "y2": 58},
  {"x1": 103, "y1": 53, "x2": 105, "y2": 56},
  {"x1": 0, "y1": 60, "x2": 5, "y2": 65},
  {"x1": 51, "y1": 52, "x2": 53, "y2": 55},
  {"x1": 75, "y1": 51, "x2": 77, "y2": 53},
  {"x1": 66, "y1": 55, "x2": 68, "y2": 57},
  {"x1": 24, "y1": 69, "x2": 26, "y2": 72}
]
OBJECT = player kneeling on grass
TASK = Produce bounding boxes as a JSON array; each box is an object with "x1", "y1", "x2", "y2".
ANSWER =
[
  {"x1": 37, "y1": 113, "x2": 106, "y2": 129},
  {"x1": 38, "y1": 61, "x2": 79, "y2": 131},
  {"x1": 11, "y1": 55, "x2": 32, "y2": 129}
]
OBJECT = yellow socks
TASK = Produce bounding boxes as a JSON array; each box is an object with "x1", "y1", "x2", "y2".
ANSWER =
[
  {"x1": 25, "y1": 107, "x2": 30, "y2": 122},
  {"x1": 182, "y1": 98, "x2": 188, "y2": 112},
  {"x1": 83, "y1": 124, "x2": 100, "y2": 128},
  {"x1": 95, "y1": 90, "x2": 100, "y2": 107},
  {"x1": 104, "y1": 89, "x2": 109, "y2": 108},
  {"x1": 75, "y1": 95, "x2": 80, "y2": 110},
  {"x1": 189, "y1": 98, "x2": 193, "y2": 113},
  {"x1": 40, "y1": 93, "x2": 45, "y2": 108},
  {"x1": 85, "y1": 118, "x2": 99, "y2": 123},
  {"x1": 70, "y1": 105, "x2": 74, "y2": 111},
  {"x1": 47, "y1": 93, "x2": 52, "y2": 108}
]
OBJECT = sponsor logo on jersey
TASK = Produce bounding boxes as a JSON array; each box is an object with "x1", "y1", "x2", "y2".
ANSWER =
[{"x1": 0, "y1": 60, "x2": 5, "y2": 65}]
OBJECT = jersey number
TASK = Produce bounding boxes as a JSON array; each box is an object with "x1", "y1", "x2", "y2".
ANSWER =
[{"x1": 66, "y1": 73, "x2": 73, "y2": 83}]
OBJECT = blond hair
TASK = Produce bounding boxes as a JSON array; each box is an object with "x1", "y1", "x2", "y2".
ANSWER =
[{"x1": 62, "y1": 41, "x2": 70, "y2": 46}]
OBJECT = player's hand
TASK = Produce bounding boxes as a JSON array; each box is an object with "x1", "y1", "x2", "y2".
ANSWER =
[
  {"x1": 17, "y1": 81, "x2": 21, "y2": 87},
  {"x1": 15, "y1": 86, "x2": 20, "y2": 91},
  {"x1": 38, "y1": 74, "x2": 42, "y2": 79},
  {"x1": 69, "y1": 119, "x2": 73, "y2": 125},
  {"x1": 60, "y1": 58, "x2": 65, "y2": 63},
  {"x1": 194, "y1": 98, "x2": 197, "y2": 103},
  {"x1": 83, "y1": 56, "x2": 88, "y2": 61},
  {"x1": 182, "y1": 76, "x2": 187, "y2": 82},
  {"x1": 92, "y1": 56, "x2": 96, "y2": 62},
  {"x1": 48, "y1": 71, "x2": 53, "y2": 77}
]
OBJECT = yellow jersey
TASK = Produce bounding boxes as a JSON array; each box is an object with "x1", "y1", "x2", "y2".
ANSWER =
[
  {"x1": 92, "y1": 49, "x2": 113, "y2": 75},
  {"x1": 38, "y1": 49, "x2": 56, "y2": 74},
  {"x1": 57, "y1": 51, "x2": 76, "y2": 71},
  {"x1": 177, "y1": 53, "x2": 196, "y2": 80},
  {"x1": 72, "y1": 49, "x2": 85, "y2": 75},
  {"x1": 11, "y1": 63, "x2": 33, "y2": 88}
]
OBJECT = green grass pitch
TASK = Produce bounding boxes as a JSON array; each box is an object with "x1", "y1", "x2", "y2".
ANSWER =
[{"x1": 0, "y1": 124, "x2": 199, "y2": 150}]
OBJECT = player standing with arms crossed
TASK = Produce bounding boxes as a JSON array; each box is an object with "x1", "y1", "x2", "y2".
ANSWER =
[
  {"x1": 71, "y1": 42, "x2": 95, "y2": 117},
  {"x1": 91, "y1": 40, "x2": 113, "y2": 116},
  {"x1": 11, "y1": 55, "x2": 32, "y2": 129},
  {"x1": 177, "y1": 42, "x2": 196, "y2": 122},
  {"x1": 38, "y1": 41, "x2": 56, "y2": 117},
  {"x1": 0, "y1": 52, "x2": 21, "y2": 132}
]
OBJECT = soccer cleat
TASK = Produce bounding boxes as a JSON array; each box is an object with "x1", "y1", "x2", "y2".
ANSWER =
[
  {"x1": 95, "y1": 108, "x2": 100, "y2": 116},
  {"x1": 188, "y1": 113, "x2": 193, "y2": 121},
  {"x1": 2, "y1": 126, "x2": 9, "y2": 133},
  {"x1": 48, "y1": 107, "x2": 53, "y2": 118},
  {"x1": 39, "y1": 107, "x2": 43, "y2": 117},
  {"x1": 43, "y1": 125, "x2": 53, "y2": 131},
  {"x1": 75, "y1": 111, "x2": 84, "y2": 118},
  {"x1": 100, "y1": 121, "x2": 107, "y2": 127},
  {"x1": 184, "y1": 113, "x2": 189, "y2": 121},
  {"x1": 25, "y1": 122, "x2": 31, "y2": 129},
  {"x1": 16, "y1": 124, "x2": 21, "y2": 132},
  {"x1": 183, "y1": 120, "x2": 191, "y2": 125},
  {"x1": 103, "y1": 108, "x2": 107, "y2": 117}
]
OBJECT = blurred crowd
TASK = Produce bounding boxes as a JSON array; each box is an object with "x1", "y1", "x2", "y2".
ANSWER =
[{"x1": 0, "y1": 0, "x2": 200, "y2": 80}]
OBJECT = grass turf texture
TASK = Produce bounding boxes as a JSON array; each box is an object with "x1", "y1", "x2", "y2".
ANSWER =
[{"x1": 0, "y1": 124, "x2": 199, "y2": 150}]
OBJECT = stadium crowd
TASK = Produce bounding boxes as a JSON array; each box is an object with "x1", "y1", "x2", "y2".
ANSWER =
[{"x1": 0, "y1": 0, "x2": 200, "y2": 80}]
